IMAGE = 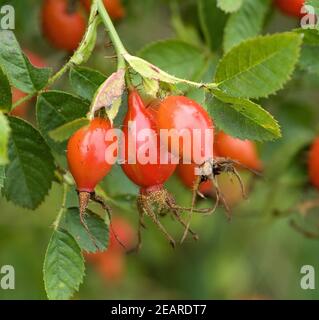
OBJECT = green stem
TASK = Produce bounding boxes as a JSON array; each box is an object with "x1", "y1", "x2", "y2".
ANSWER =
[
  {"x1": 95, "y1": 0, "x2": 127, "y2": 69},
  {"x1": 11, "y1": 60, "x2": 73, "y2": 110},
  {"x1": 47, "y1": 60, "x2": 73, "y2": 88},
  {"x1": 12, "y1": 92, "x2": 34, "y2": 110}
]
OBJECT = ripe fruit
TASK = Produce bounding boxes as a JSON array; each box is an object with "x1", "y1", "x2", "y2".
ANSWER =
[
  {"x1": 121, "y1": 90, "x2": 177, "y2": 190},
  {"x1": 157, "y1": 96, "x2": 214, "y2": 164},
  {"x1": 121, "y1": 90, "x2": 205, "y2": 247},
  {"x1": 274, "y1": 0, "x2": 305, "y2": 17},
  {"x1": 41, "y1": 0, "x2": 86, "y2": 52},
  {"x1": 156, "y1": 96, "x2": 250, "y2": 224},
  {"x1": 67, "y1": 118, "x2": 115, "y2": 219},
  {"x1": 81, "y1": 0, "x2": 125, "y2": 20},
  {"x1": 67, "y1": 118, "x2": 115, "y2": 193},
  {"x1": 214, "y1": 132, "x2": 262, "y2": 171},
  {"x1": 308, "y1": 138, "x2": 319, "y2": 189},
  {"x1": 11, "y1": 50, "x2": 46, "y2": 118}
]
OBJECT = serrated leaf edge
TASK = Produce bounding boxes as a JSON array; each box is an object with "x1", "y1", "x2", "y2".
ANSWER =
[
  {"x1": 212, "y1": 96, "x2": 281, "y2": 141},
  {"x1": 4, "y1": 116, "x2": 55, "y2": 209},
  {"x1": 215, "y1": 32, "x2": 303, "y2": 99},
  {"x1": 43, "y1": 228, "x2": 85, "y2": 300}
]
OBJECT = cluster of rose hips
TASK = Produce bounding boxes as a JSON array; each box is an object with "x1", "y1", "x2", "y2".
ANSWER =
[
  {"x1": 67, "y1": 89, "x2": 262, "y2": 247},
  {"x1": 13, "y1": 0, "x2": 313, "y2": 249},
  {"x1": 41, "y1": 0, "x2": 125, "y2": 52}
]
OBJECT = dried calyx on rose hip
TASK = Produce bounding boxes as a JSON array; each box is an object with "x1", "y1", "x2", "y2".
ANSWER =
[
  {"x1": 215, "y1": 131, "x2": 263, "y2": 172},
  {"x1": 121, "y1": 90, "x2": 211, "y2": 249},
  {"x1": 67, "y1": 117, "x2": 115, "y2": 240},
  {"x1": 176, "y1": 132, "x2": 262, "y2": 209},
  {"x1": 177, "y1": 162, "x2": 214, "y2": 197}
]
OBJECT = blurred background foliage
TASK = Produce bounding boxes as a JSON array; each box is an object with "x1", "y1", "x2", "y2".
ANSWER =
[{"x1": 1, "y1": 0, "x2": 319, "y2": 300}]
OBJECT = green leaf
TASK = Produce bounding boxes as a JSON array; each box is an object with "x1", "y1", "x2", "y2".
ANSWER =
[
  {"x1": 37, "y1": 91, "x2": 89, "y2": 154},
  {"x1": 0, "y1": 112, "x2": 10, "y2": 165},
  {"x1": 4, "y1": 117, "x2": 55, "y2": 209},
  {"x1": 295, "y1": 28, "x2": 319, "y2": 45},
  {"x1": 61, "y1": 207, "x2": 109, "y2": 253},
  {"x1": 106, "y1": 98, "x2": 122, "y2": 124},
  {"x1": 0, "y1": 66, "x2": 11, "y2": 111},
  {"x1": 23, "y1": 52, "x2": 51, "y2": 92},
  {"x1": 139, "y1": 40, "x2": 207, "y2": 82},
  {"x1": 142, "y1": 77, "x2": 160, "y2": 98},
  {"x1": 49, "y1": 118, "x2": 90, "y2": 142},
  {"x1": 0, "y1": 31, "x2": 51, "y2": 93},
  {"x1": 223, "y1": 0, "x2": 270, "y2": 52},
  {"x1": 217, "y1": 0, "x2": 243, "y2": 13},
  {"x1": 198, "y1": 0, "x2": 227, "y2": 51},
  {"x1": 43, "y1": 229, "x2": 85, "y2": 300},
  {"x1": 215, "y1": 32, "x2": 303, "y2": 98},
  {"x1": 69, "y1": 67, "x2": 106, "y2": 101},
  {"x1": 65, "y1": 186, "x2": 79, "y2": 209},
  {"x1": 112, "y1": 93, "x2": 128, "y2": 128},
  {"x1": 124, "y1": 53, "x2": 205, "y2": 88},
  {"x1": 208, "y1": 89, "x2": 281, "y2": 141}
]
